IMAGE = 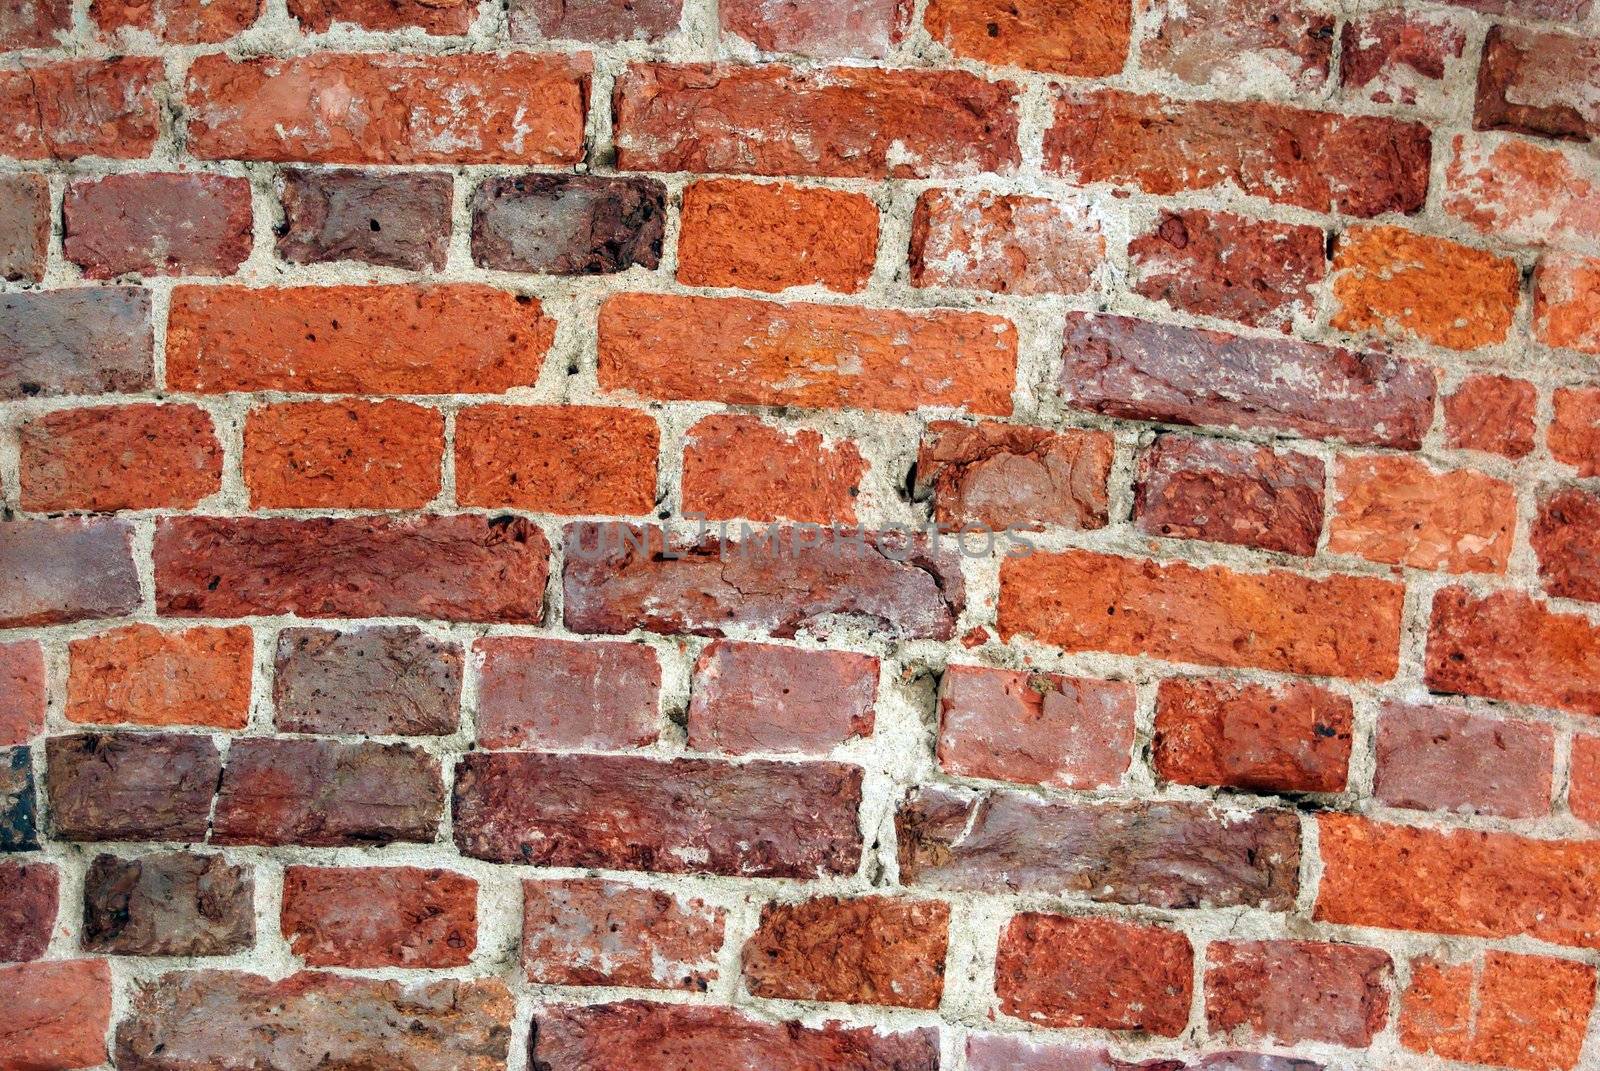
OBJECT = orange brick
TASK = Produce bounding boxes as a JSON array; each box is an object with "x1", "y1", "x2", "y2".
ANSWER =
[
  {"x1": 67, "y1": 624, "x2": 253, "y2": 729},
  {"x1": 455, "y1": 404, "x2": 658, "y2": 515},
  {"x1": 1445, "y1": 133, "x2": 1600, "y2": 249},
  {"x1": 681, "y1": 415, "x2": 866, "y2": 524},
  {"x1": 244, "y1": 400, "x2": 444, "y2": 510},
  {"x1": 1426, "y1": 587, "x2": 1600, "y2": 717},
  {"x1": 909, "y1": 189, "x2": 1106, "y2": 295},
  {"x1": 924, "y1": 0, "x2": 1132, "y2": 76},
  {"x1": 92, "y1": 0, "x2": 260, "y2": 41},
  {"x1": 19, "y1": 404, "x2": 221, "y2": 512},
  {"x1": 1572, "y1": 735, "x2": 1600, "y2": 824},
  {"x1": 1551, "y1": 386, "x2": 1600, "y2": 477},
  {"x1": 0, "y1": 58, "x2": 162, "y2": 160},
  {"x1": 677, "y1": 180, "x2": 878, "y2": 294},
  {"x1": 1328, "y1": 454, "x2": 1516, "y2": 574},
  {"x1": 1535, "y1": 253, "x2": 1600, "y2": 355},
  {"x1": 1401, "y1": 952, "x2": 1596, "y2": 1071}
]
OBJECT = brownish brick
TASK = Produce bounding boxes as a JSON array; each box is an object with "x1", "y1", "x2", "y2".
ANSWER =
[
  {"x1": 0, "y1": 862, "x2": 57, "y2": 963},
  {"x1": 81, "y1": 852, "x2": 254, "y2": 957},
  {"x1": 64, "y1": 173, "x2": 252, "y2": 279},
  {"x1": 471, "y1": 174, "x2": 665, "y2": 274},
  {"x1": 276, "y1": 169, "x2": 452, "y2": 271},
  {"x1": 1134, "y1": 433, "x2": 1325, "y2": 556},
  {"x1": 1374, "y1": 701, "x2": 1554, "y2": 818},
  {"x1": 281, "y1": 866, "x2": 476, "y2": 968},
  {"x1": 1206, "y1": 941, "x2": 1391, "y2": 1047},
  {"x1": 475, "y1": 636, "x2": 660, "y2": 750},
  {"x1": 688, "y1": 640, "x2": 877, "y2": 755},
  {"x1": 274, "y1": 626, "x2": 462, "y2": 736},
  {"x1": 915, "y1": 421, "x2": 1113, "y2": 532},
  {"x1": 46, "y1": 732, "x2": 220, "y2": 843},
  {"x1": 3, "y1": 288, "x2": 153, "y2": 400},
  {"x1": 1444, "y1": 374, "x2": 1537, "y2": 459},
  {"x1": 0, "y1": 175, "x2": 49, "y2": 282},
  {"x1": 1534, "y1": 486, "x2": 1600, "y2": 604}
]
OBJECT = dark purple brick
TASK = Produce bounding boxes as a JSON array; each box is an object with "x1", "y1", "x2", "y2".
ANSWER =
[
  {"x1": 273, "y1": 626, "x2": 462, "y2": 736},
  {"x1": 81, "y1": 851, "x2": 254, "y2": 957},
  {"x1": 0, "y1": 862, "x2": 56, "y2": 961},
  {"x1": 1, "y1": 288, "x2": 154, "y2": 399},
  {"x1": 471, "y1": 174, "x2": 666, "y2": 274},
  {"x1": 45, "y1": 733, "x2": 220, "y2": 843},
  {"x1": 508, "y1": 0, "x2": 683, "y2": 42},
  {"x1": 276, "y1": 169, "x2": 453, "y2": 272}
]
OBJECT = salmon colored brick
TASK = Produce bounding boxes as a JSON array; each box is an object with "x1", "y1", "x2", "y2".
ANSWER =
[
  {"x1": 1154, "y1": 677, "x2": 1353, "y2": 794},
  {"x1": 1572, "y1": 736, "x2": 1600, "y2": 823},
  {"x1": 0, "y1": 641, "x2": 46, "y2": 746},
  {"x1": 677, "y1": 179, "x2": 878, "y2": 293},
  {"x1": 1331, "y1": 225, "x2": 1519, "y2": 351},
  {"x1": 454, "y1": 404, "x2": 659, "y2": 515},
  {"x1": 18, "y1": 404, "x2": 221, "y2": 513},
  {"x1": 166, "y1": 284, "x2": 554, "y2": 394},
  {"x1": 909, "y1": 189, "x2": 1107, "y2": 295},
  {"x1": 1551, "y1": 386, "x2": 1600, "y2": 477},
  {"x1": 1374, "y1": 701, "x2": 1554, "y2": 819},
  {"x1": 687, "y1": 640, "x2": 878, "y2": 755},
  {"x1": 0, "y1": 58, "x2": 163, "y2": 160},
  {"x1": 720, "y1": 0, "x2": 909, "y2": 59},
  {"x1": 0, "y1": 960, "x2": 112, "y2": 1071},
  {"x1": 1444, "y1": 375, "x2": 1537, "y2": 459},
  {"x1": 1401, "y1": 952, "x2": 1597, "y2": 1071},
  {"x1": 475, "y1": 636, "x2": 661, "y2": 750},
  {"x1": 92, "y1": 0, "x2": 260, "y2": 42},
  {"x1": 1328, "y1": 455, "x2": 1516, "y2": 574},
  {"x1": 1535, "y1": 254, "x2": 1600, "y2": 355},
  {"x1": 66, "y1": 624, "x2": 253, "y2": 729},
  {"x1": 598, "y1": 293, "x2": 1016, "y2": 414},
  {"x1": 924, "y1": 0, "x2": 1132, "y2": 75},
  {"x1": 244, "y1": 401, "x2": 444, "y2": 510},
  {"x1": 1445, "y1": 133, "x2": 1600, "y2": 249},
  {"x1": 1426, "y1": 586, "x2": 1600, "y2": 717},
  {"x1": 681, "y1": 414, "x2": 866, "y2": 524}
]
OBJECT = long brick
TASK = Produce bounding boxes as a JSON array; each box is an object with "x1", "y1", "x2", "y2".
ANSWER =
[
  {"x1": 453, "y1": 751, "x2": 863, "y2": 878},
  {"x1": 1, "y1": 519, "x2": 140, "y2": 629},
  {"x1": 966, "y1": 1036, "x2": 1326, "y2": 1070},
  {"x1": 1444, "y1": 133, "x2": 1600, "y2": 248},
  {"x1": 66, "y1": 624, "x2": 253, "y2": 729},
  {"x1": 996, "y1": 914, "x2": 1192, "y2": 1034},
  {"x1": 1426, "y1": 587, "x2": 1600, "y2": 716},
  {"x1": 454, "y1": 404, "x2": 658, "y2": 515},
  {"x1": 0, "y1": 58, "x2": 162, "y2": 160},
  {"x1": 19, "y1": 405, "x2": 221, "y2": 512},
  {"x1": 511, "y1": 0, "x2": 681, "y2": 42},
  {"x1": 1476, "y1": 25, "x2": 1600, "y2": 144},
  {"x1": 287, "y1": 0, "x2": 473, "y2": 33},
  {"x1": 923, "y1": 0, "x2": 1131, "y2": 75},
  {"x1": 45, "y1": 732, "x2": 220, "y2": 842},
  {"x1": 1402, "y1": 951, "x2": 1596, "y2": 1071},
  {"x1": 2, "y1": 288, "x2": 153, "y2": 400},
  {"x1": 93, "y1": 0, "x2": 260, "y2": 41}
]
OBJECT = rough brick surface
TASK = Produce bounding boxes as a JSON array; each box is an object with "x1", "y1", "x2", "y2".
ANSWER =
[
  {"x1": 1373, "y1": 702, "x2": 1553, "y2": 818},
  {"x1": 275, "y1": 626, "x2": 462, "y2": 736},
  {"x1": 1, "y1": 0, "x2": 70, "y2": 47},
  {"x1": 93, "y1": 0, "x2": 259, "y2": 40},
  {"x1": 1444, "y1": 375, "x2": 1537, "y2": 458},
  {"x1": 455, "y1": 404, "x2": 658, "y2": 514},
  {"x1": 1141, "y1": 0, "x2": 1331, "y2": 93},
  {"x1": 0, "y1": 960, "x2": 112, "y2": 1071},
  {"x1": 277, "y1": 169, "x2": 452, "y2": 271},
  {"x1": 1134, "y1": 434, "x2": 1325, "y2": 556},
  {"x1": 1476, "y1": 25, "x2": 1600, "y2": 144},
  {"x1": 680, "y1": 179, "x2": 878, "y2": 293},
  {"x1": 0, "y1": 862, "x2": 57, "y2": 962},
  {"x1": 45, "y1": 732, "x2": 220, "y2": 843},
  {"x1": 910, "y1": 188, "x2": 1106, "y2": 296},
  {"x1": 475, "y1": 636, "x2": 660, "y2": 750},
  {"x1": 742, "y1": 896, "x2": 949, "y2": 1009},
  {"x1": 471, "y1": 174, "x2": 665, "y2": 274},
  {"x1": 1444, "y1": 133, "x2": 1600, "y2": 248},
  {"x1": 522, "y1": 879, "x2": 724, "y2": 990},
  {"x1": 0, "y1": 58, "x2": 162, "y2": 160},
  {"x1": 66, "y1": 624, "x2": 253, "y2": 729},
  {"x1": 688, "y1": 640, "x2": 877, "y2": 755},
  {"x1": 914, "y1": 421, "x2": 1112, "y2": 531},
  {"x1": 287, "y1": 0, "x2": 473, "y2": 33},
  {"x1": 244, "y1": 400, "x2": 444, "y2": 509},
  {"x1": 996, "y1": 914, "x2": 1192, "y2": 1034},
  {"x1": 1153, "y1": 677, "x2": 1353, "y2": 794},
  {"x1": 512, "y1": 0, "x2": 682, "y2": 42},
  {"x1": 63, "y1": 173, "x2": 252, "y2": 279},
  {"x1": 1340, "y1": 10, "x2": 1466, "y2": 109},
  {"x1": 1551, "y1": 386, "x2": 1600, "y2": 476},
  {"x1": 1, "y1": 748, "x2": 39, "y2": 852},
  {"x1": 722, "y1": 0, "x2": 908, "y2": 58},
  {"x1": 1572, "y1": 736, "x2": 1600, "y2": 824},
  {"x1": 1534, "y1": 487, "x2": 1600, "y2": 604},
  {"x1": 0, "y1": 175, "x2": 49, "y2": 282},
  {"x1": 1401, "y1": 952, "x2": 1596, "y2": 1071},
  {"x1": 682, "y1": 414, "x2": 867, "y2": 524},
  {"x1": 0, "y1": 641, "x2": 44, "y2": 746},
  {"x1": 281, "y1": 866, "x2": 476, "y2": 967},
  {"x1": 2, "y1": 287, "x2": 153, "y2": 399},
  {"x1": 19, "y1": 404, "x2": 221, "y2": 512},
  {"x1": 1535, "y1": 253, "x2": 1600, "y2": 355},
  {"x1": 0, "y1": 519, "x2": 139, "y2": 628},
  {"x1": 1206, "y1": 941, "x2": 1391, "y2": 1047},
  {"x1": 1426, "y1": 587, "x2": 1600, "y2": 716},
  {"x1": 82, "y1": 852, "x2": 254, "y2": 957},
  {"x1": 1327, "y1": 455, "x2": 1516, "y2": 574}
]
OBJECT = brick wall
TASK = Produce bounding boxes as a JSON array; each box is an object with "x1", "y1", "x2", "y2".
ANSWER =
[{"x1": 2, "y1": 1, "x2": 1599, "y2": 1069}]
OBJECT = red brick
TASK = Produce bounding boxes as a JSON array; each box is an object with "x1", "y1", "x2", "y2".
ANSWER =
[
  {"x1": 1375, "y1": 701, "x2": 1553, "y2": 818},
  {"x1": 1206, "y1": 941, "x2": 1390, "y2": 1048},
  {"x1": 64, "y1": 174, "x2": 252, "y2": 279},
  {"x1": 1153, "y1": 677, "x2": 1353, "y2": 795},
  {"x1": 743, "y1": 896, "x2": 949, "y2": 1009},
  {"x1": 682, "y1": 414, "x2": 865, "y2": 524},
  {"x1": 277, "y1": 169, "x2": 452, "y2": 271},
  {"x1": 688, "y1": 640, "x2": 878, "y2": 755},
  {"x1": 532, "y1": 1002, "x2": 938, "y2": 1071},
  {"x1": 1046, "y1": 90, "x2": 1430, "y2": 217},
  {"x1": 522, "y1": 879, "x2": 724, "y2": 990},
  {"x1": 3, "y1": 288, "x2": 154, "y2": 400},
  {"x1": 1444, "y1": 133, "x2": 1600, "y2": 248},
  {"x1": 1477, "y1": 25, "x2": 1600, "y2": 144},
  {"x1": 614, "y1": 63, "x2": 1019, "y2": 179},
  {"x1": 678, "y1": 179, "x2": 878, "y2": 293},
  {"x1": 997, "y1": 914, "x2": 1191, "y2": 1034},
  {"x1": 1572, "y1": 735, "x2": 1600, "y2": 822},
  {"x1": 1426, "y1": 586, "x2": 1600, "y2": 716},
  {"x1": 287, "y1": 0, "x2": 474, "y2": 32},
  {"x1": 1328, "y1": 455, "x2": 1515, "y2": 574},
  {"x1": 470, "y1": 174, "x2": 665, "y2": 275},
  {"x1": 281, "y1": 866, "x2": 476, "y2": 968},
  {"x1": 1000, "y1": 549, "x2": 1403, "y2": 680},
  {"x1": 1, "y1": 0, "x2": 70, "y2": 47},
  {"x1": 475, "y1": 636, "x2": 660, "y2": 750},
  {"x1": 46, "y1": 732, "x2": 220, "y2": 842},
  {"x1": 1061, "y1": 313, "x2": 1436, "y2": 449},
  {"x1": 909, "y1": 188, "x2": 1107, "y2": 295},
  {"x1": 167, "y1": 284, "x2": 554, "y2": 394},
  {"x1": 0, "y1": 862, "x2": 56, "y2": 963},
  {"x1": 599, "y1": 294, "x2": 1015, "y2": 415},
  {"x1": 454, "y1": 751, "x2": 863, "y2": 877},
  {"x1": 156, "y1": 515, "x2": 550, "y2": 622},
  {"x1": 1340, "y1": 10, "x2": 1467, "y2": 109},
  {"x1": 66, "y1": 624, "x2": 253, "y2": 729},
  {"x1": 0, "y1": 519, "x2": 140, "y2": 629},
  {"x1": 1443, "y1": 0, "x2": 1588, "y2": 17},
  {"x1": 721, "y1": 0, "x2": 908, "y2": 58},
  {"x1": 186, "y1": 52, "x2": 588, "y2": 164},
  {"x1": 275, "y1": 626, "x2": 462, "y2": 737},
  {"x1": 81, "y1": 851, "x2": 254, "y2": 958},
  {"x1": 1444, "y1": 374, "x2": 1537, "y2": 459},
  {"x1": 0, "y1": 642, "x2": 44, "y2": 746},
  {"x1": 0, "y1": 960, "x2": 111, "y2": 1071},
  {"x1": 1141, "y1": 0, "x2": 1331, "y2": 93},
  {"x1": 915, "y1": 421, "x2": 1112, "y2": 532},
  {"x1": 1130, "y1": 210, "x2": 1324, "y2": 332},
  {"x1": 1401, "y1": 952, "x2": 1597, "y2": 1071},
  {"x1": 1536, "y1": 253, "x2": 1600, "y2": 355},
  {"x1": 1316, "y1": 813, "x2": 1600, "y2": 948},
  {"x1": 19, "y1": 404, "x2": 221, "y2": 513},
  {"x1": 455, "y1": 404, "x2": 658, "y2": 515},
  {"x1": 1134, "y1": 433, "x2": 1324, "y2": 556},
  {"x1": 925, "y1": 0, "x2": 1130, "y2": 75},
  {"x1": 1535, "y1": 486, "x2": 1600, "y2": 604},
  {"x1": 93, "y1": 0, "x2": 259, "y2": 41},
  {"x1": 0, "y1": 58, "x2": 162, "y2": 160},
  {"x1": 1552, "y1": 386, "x2": 1600, "y2": 476},
  {"x1": 938, "y1": 663, "x2": 1134, "y2": 790},
  {"x1": 510, "y1": 0, "x2": 682, "y2": 42},
  {"x1": 0, "y1": 175, "x2": 49, "y2": 283},
  {"x1": 244, "y1": 400, "x2": 443, "y2": 510},
  {"x1": 214, "y1": 738, "x2": 443, "y2": 847}
]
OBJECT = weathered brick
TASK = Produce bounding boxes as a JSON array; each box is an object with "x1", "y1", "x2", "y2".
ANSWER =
[
  {"x1": 1535, "y1": 253, "x2": 1600, "y2": 354},
  {"x1": 115, "y1": 971, "x2": 514, "y2": 1071},
  {"x1": 914, "y1": 421, "x2": 1112, "y2": 532},
  {"x1": 454, "y1": 751, "x2": 863, "y2": 877},
  {"x1": 966, "y1": 1036, "x2": 1325, "y2": 1071},
  {"x1": 244, "y1": 400, "x2": 443, "y2": 509},
  {"x1": 454, "y1": 404, "x2": 658, "y2": 515},
  {"x1": 475, "y1": 636, "x2": 660, "y2": 750},
  {"x1": 1001, "y1": 549, "x2": 1403, "y2": 680},
  {"x1": 522, "y1": 879, "x2": 724, "y2": 990},
  {"x1": 1153, "y1": 677, "x2": 1353, "y2": 795},
  {"x1": 1427, "y1": 587, "x2": 1600, "y2": 716},
  {"x1": 1130, "y1": 210, "x2": 1324, "y2": 331},
  {"x1": 213, "y1": 739, "x2": 442, "y2": 847},
  {"x1": 19, "y1": 405, "x2": 221, "y2": 513},
  {"x1": 281, "y1": 866, "x2": 475, "y2": 968},
  {"x1": 276, "y1": 169, "x2": 452, "y2": 271},
  {"x1": 563, "y1": 523, "x2": 965, "y2": 640},
  {"x1": 66, "y1": 625, "x2": 252, "y2": 729},
  {"x1": 45, "y1": 732, "x2": 219, "y2": 843},
  {"x1": 1134, "y1": 434, "x2": 1324, "y2": 556},
  {"x1": 599, "y1": 293, "x2": 1015, "y2": 414},
  {"x1": 0, "y1": 58, "x2": 162, "y2": 160},
  {"x1": 722, "y1": 0, "x2": 907, "y2": 58},
  {"x1": 910, "y1": 188, "x2": 1107, "y2": 296},
  {"x1": 614, "y1": 63, "x2": 1019, "y2": 178},
  {"x1": 1444, "y1": 374, "x2": 1537, "y2": 459},
  {"x1": 1141, "y1": 0, "x2": 1330, "y2": 93},
  {"x1": 1060, "y1": 313, "x2": 1434, "y2": 448},
  {"x1": 1, "y1": 0, "x2": 70, "y2": 47},
  {"x1": 688, "y1": 640, "x2": 877, "y2": 756},
  {"x1": 1328, "y1": 455, "x2": 1515, "y2": 574},
  {"x1": 167, "y1": 284, "x2": 554, "y2": 394},
  {"x1": 2, "y1": 287, "x2": 153, "y2": 400},
  {"x1": 1401, "y1": 952, "x2": 1596, "y2": 1071},
  {"x1": 532, "y1": 1001, "x2": 938, "y2": 1070},
  {"x1": 1442, "y1": 0, "x2": 1588, "y2": 17},
  {"x1": 155, "y1": 515, "x2": 550, "y2": 622},
  {"x1": 1551, "y1": 386, "x2": 1600, "y2": 476},
  {"x1": 1477, "y1": 25, "x2": 1600, "y2": 144},
  {"x1": 1316, "y1": 813, "x2": 1600, "y2": 948},
  {"x1": 1341, "y1": 10, "x2": 1466, "y2": 109},
  {"x1": 0, "y1": 960, "x2": 111, "y2": 1071},
  {"x1": 0, "y1": 862, "x2": 55, "y2": 962},
  {"x1": 63, "y1": 174, "x2": 252, "y2": 279},
  {"x1": 1375, "y1": 701, "x2": 1553, "y2": 818},
  {"x1": 682, "y1": 415, "x2": 866, "y2": 524},
  {"x1": 1573, "y1": 735, "x2": 1600, "y2": 823},
  {"x1": 510, "y1": 0, "x2": 682, "y2": 42},
  {"x1": 938, "y1": 663, "x2": 1134, "y2": 790},
  {"x1": 743, "y1": 896, "x2": 948, "y2": 1009},
  {"x1": 0, "y1": 642, "x2": 44, "y2": 746},
  {"x1": 1444, "y1": 133, "x2": 1600, "y2": 248},
  {"x1": 1534, "y1": 486, "x2": 1600, "y2": 604},
  {"x1": 0, "y1": 175, "x2": 48, "y2": 282},
  {"x1": 1, "y1": 748, "x2": 39, "y2": 852},
  {"x1": 471, "y1": 174, "x2": 664, "y2": 274},
  {"x1": 898, "y1": 788, "x2": 1299, "y2": 908},
  {"x1": 1207, "y1": 941, "x2": 1390, "y2": 1048},
  {"x1": 1046, "y1": 90, "x2": 1430, "y2": 217},
  {"x1": 275, "y1": 626, "x2": 462, "y2": 736},
  {"x1": 0, "y1": 519, "x2": 140, "y2": 629},
  {"x1": 925, "y1": 0, "x2": 1130, "y2": 75},
  {"x1": 997, "y1": 914, "x2": 1192, "y2": 1034},
  {"x1": 679, "y1": 179, "x2": 878, "y2": 293},
  {"x1": 186, "y1": 53, "x2": 589, "y2": 164},
  {"x1": 93, "y1": 0, "x2": 259, "y2": 41},
  {"x1": 287, "y1": 0, "x2": 474, "y2": 33},
  {"x1": 81, "y1": 852, "x2": 254, "y2": 957}
]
